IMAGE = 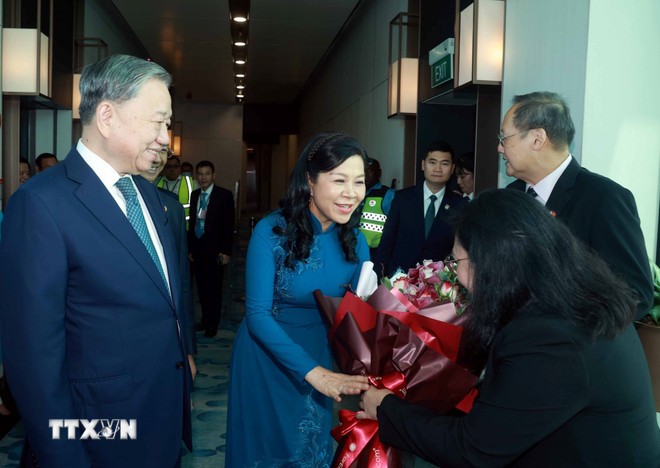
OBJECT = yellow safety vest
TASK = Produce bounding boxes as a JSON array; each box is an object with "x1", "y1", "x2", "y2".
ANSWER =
[{"x1": 156, "y1": 176, "x2": 194, "y2": 227}]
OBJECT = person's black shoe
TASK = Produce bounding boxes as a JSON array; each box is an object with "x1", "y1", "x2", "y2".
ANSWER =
[
  {"x1": 204, "y1": 328, "x2": 217, "y2": 338},
  {"x1": 195, "y1": 323, "x2": 206, "y2": 332}
]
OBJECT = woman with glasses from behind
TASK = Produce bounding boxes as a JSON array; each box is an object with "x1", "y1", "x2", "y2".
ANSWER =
[{"x1": 358, "y1": 189, "x2": 660, "y2": 467}]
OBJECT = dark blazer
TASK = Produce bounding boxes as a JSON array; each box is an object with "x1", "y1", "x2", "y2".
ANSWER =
[
  {"x1": 159, "y1": 188, "x2": 196, "y2": 354},
  {"x1": 0, "y1": 149, "x2": 192, "y2": 466},
  {"x1": 508, "y1": 158, "x2": 653, "y2": 320},
  {"x1": 188, "y1": 184, "x2": 235, "y2": 259},
  {"x1": 377, "y1": 313, "x2": 660, "y2": 467},
  {"x1": 374, "y1": 184, "x2": 467, "y2": 277}
]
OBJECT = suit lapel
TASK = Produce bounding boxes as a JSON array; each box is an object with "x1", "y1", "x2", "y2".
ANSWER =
[
  {"x1": 436, "y1": 191, "x2": 459, "y2": 222},
  {"x1": 546, "y1": 158, "x2": 581, "y2": 216},
  {"x1": 65, "y1": 151, "x2": 174, "y2": 306},
  {"x1": 416, "y1": 184, "x2": 427, "y2": 237}
]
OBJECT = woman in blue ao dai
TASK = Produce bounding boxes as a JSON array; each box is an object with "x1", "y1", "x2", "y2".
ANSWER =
[{"x1": 226, "y1": 133, "x2": 371, "y2": 467}]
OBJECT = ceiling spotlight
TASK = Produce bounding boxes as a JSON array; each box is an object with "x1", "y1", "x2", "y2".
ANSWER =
[
  {"x1": 237, "y1": 84, "x2": 245, "y2": 89},
  {"x1": 236, "y1": 73, "x2": 245, "y2": 78},
  {"x1": 237, "y1": 92, "x2": 245, "y2": 98},
  {"x1": 235, "y1": 58, "x2": 246, "y2": 65},
  {"x1": 229, "y1": 0, "x2": 250, "y2": 24},
  {"x1": 234, "y1": 40, "x2": 246, "y2": 47}
]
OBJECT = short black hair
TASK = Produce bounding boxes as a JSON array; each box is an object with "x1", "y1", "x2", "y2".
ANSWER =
[
  {"x1": 425, "y1": 141, "x2": 455, "y2": 162},
  {"x1": 196, "y1": 160, "x2": 215, "y2": 173},
  {"x1": 35, "y1": 153, "x2": 57, "y2": 169},
  {"x1": 455, "y1": 152, "x2": 474, "y2": 174}
]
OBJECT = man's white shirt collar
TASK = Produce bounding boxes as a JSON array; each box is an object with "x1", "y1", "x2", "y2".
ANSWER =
[
  {"x1": 527, "y1": 154, "x2": 572, "y2": 205},
  {"x1": 423, "y1": 181, "x2": 446, "y2": 201},
  {"x1": 77, "y1": 139, "x2": 125, "y2": 189}
]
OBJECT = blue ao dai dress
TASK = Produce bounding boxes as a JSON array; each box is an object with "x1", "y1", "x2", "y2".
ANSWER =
[{"x1": 226, "y1": 210, "x2": 369, "y2": 467}]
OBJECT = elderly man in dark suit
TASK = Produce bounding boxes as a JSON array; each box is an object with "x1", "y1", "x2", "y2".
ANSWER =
[
  {"x1": 0, "y1": 55, "x2": 192, "y2": 466},
  {"x1": 375, "y1": 141, "x2": 467, "y2": 278},
  {"x1": 502, "y1": 91, "x2": 653, "y2": 320},
  {"x1": 189, "y1": 161, "x2": 235, "y2": 337}
]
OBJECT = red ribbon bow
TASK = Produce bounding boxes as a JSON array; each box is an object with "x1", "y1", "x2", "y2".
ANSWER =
[{"x1": 330, "y1": 372, "x2": 406, "y2": 468}]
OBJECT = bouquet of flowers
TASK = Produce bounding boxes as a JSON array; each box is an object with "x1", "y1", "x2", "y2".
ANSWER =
[
  {"x1": 314, "y1": 260, "x2": 477, "y2": 468},
  {"x1": 385, "y1": 259, "x2": 469, "y2": 314}
]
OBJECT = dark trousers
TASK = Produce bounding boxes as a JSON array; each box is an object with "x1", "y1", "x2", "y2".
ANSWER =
[{"x1": 193, "y1": 255, "x2": 224, "y2": 331}]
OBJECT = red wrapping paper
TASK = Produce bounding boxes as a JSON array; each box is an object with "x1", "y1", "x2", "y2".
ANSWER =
[{"x1": 314, "y1": 286, "x2": 478, "y2": 468}]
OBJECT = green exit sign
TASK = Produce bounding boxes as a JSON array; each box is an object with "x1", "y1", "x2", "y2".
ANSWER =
[{"x1": 431, "y1": 54, "x2": 453, "y2": 88}]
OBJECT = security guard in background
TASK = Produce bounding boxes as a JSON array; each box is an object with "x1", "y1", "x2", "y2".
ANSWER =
[
  {"x1": 358, "y1": 157, "x2": 396, "y2": 258},
  {"x1": 156, "y1": 152, "x2": 194, "y2": 227}
]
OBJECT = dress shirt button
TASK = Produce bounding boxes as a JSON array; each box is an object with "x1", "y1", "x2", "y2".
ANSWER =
[{"x1": 176, "y1": 361, "x2": 184, "y2": 369}]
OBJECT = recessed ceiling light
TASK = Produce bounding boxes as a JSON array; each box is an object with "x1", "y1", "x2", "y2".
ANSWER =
[
  {"x1": 237, "y1": 93, "x2": 244, "y2": 98},
  {"x1": 234, "y1": 41, "x2": 246, "y2": 47},
  {"x1": 237, "y1": 85, "x2": 245, "y2": 89},
  {"x1": 233, "y1": 16, "x2": 247, "y2": 23},
  {"x1": 236, "y1": 73, "x2": 245, "y2": 78},
  {"x1": 235, "y1": 59, "x2": 246, "y2": 65}
]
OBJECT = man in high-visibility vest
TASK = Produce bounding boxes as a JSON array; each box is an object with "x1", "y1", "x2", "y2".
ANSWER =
[
  {"x1": 156, "y1": 154, "x2": 194, "y2": 226},
  {"x1": 358, "y1": 157, "x2": 395, "y2": 259}
]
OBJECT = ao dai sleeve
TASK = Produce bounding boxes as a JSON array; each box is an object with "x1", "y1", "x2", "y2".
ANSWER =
[{"x1": 243, "y1": 217, "x2": 319, "y2": 383}]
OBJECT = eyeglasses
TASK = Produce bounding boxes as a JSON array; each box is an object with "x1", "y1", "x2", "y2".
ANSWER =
[
  {"x1": 444, "y1": 254, "x2": 469, "y2": 272},
  {"x1": 497, "y1": 130, "x2": 524, "y2": 146}
]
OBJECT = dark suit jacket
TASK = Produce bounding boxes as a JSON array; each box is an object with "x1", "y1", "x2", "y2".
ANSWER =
[
  {"x1": 374, "y1": 184, "x2": 467, "y2": 277},
  {"x1": 188, "y1": 184, "x2": 235, "y2": 260},
  {"x1": 0, "y1": 149, "x2": 192, "y2": 466},
  {"x1": 377, "y1": 313, "x2": 660, "y2": 466},
  {"x1": 508, "y1": 158, "x2": 653, "y2": 320},
  {"x1": 159, "y1": 188, "x2": 196, "y2": 354}
]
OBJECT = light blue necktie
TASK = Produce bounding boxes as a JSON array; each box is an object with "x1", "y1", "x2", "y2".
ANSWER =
[
  {"x1": 115, "y1": 177, "x2": 169, "y2": 290},
  {"x1": 424, "y1": 194, "x2": 437, "y2": 238},
  {"x1": 195, "y1": 192, "x2": 208, "y2": 238}
]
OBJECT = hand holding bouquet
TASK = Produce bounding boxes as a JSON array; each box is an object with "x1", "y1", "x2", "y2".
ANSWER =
[{"x1": 314, "y1": 260, "x2": 477, "y2": 467}]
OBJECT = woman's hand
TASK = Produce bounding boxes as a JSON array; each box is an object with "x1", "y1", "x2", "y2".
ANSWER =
[
  {"x1": 304, "y1": 366, "x2": 369, "y2": 402},
  {"x1": 356, "y1": 386, "x2": 393, "y2": 420}
]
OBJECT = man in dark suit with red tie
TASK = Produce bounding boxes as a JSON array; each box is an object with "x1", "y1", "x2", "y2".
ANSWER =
[
  {"x1": 374, "y1": 141, "x2": 467, "y2": 278},
  {"x1": 188, "y1": 161, "x2": 235, "y2": 337},
  {"x1": 502, "y1": 91, "x2": 653, "y2": 320}
]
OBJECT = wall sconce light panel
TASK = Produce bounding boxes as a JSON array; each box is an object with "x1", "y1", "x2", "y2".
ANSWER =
[
  {"x1": 172, "y1": 122, "x2": 183, "y2": 156},
  {"x1": 457, "y1": 0, "x2": 504, "y2": 87},
  {"x1": 389, "y1": 58, "x2": 419, "y2": 115},
  {"x1": 388, "y1": 13, "x2": 419, "y2": 117},
  {"x1": 2, "y1": 29, "x2": 51, "y2": 96}
]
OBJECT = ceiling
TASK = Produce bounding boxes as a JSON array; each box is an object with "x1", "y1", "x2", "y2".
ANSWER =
[{"x1": 110, "y1": 0, "x2": 361, "y2": 105}]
